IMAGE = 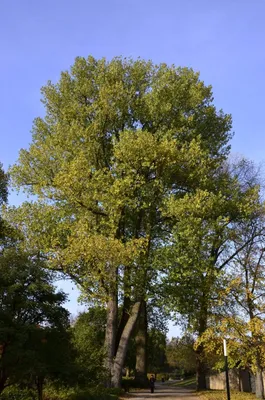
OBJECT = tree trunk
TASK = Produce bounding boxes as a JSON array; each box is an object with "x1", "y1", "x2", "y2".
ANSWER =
[
  {"x1": 196, "y1": 294, "x2": 208, "y2": 391},
  {"x1": 115, "y1": 295, "x2": 131, "y2": 353},
  {"x1": 255, "y1": 368, "x2": 264, "y2": 399},
  {"x1": 0, "y1": 369, "x2": 7, "y2": 394},
  {"x1": 246, "y1": 289, "x2": 264, "y2": 399},
  {"x1": 104, "y1": 292, "x2": 118, "y2": 387},
  {"x1": 111, "y1": 301, "x2": 142, "y2": 388},
  {"x1": 0, "y1": 378, "x2": 6, "y2": 395},
  {"x1": 37, "y1": 376, "x2": 44, "y2": 400},
  {"x1": 135, "y1": 300, "x2": 148, "y2": 385},
  {"x1": 195, "y1": 343, "x2": 207, "y2": 391},
  {"x1": 254, "y1": 351, "x2": 264, "y2": 399}
]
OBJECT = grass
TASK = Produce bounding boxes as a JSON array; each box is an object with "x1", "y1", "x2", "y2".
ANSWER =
[
  {"x1": 171, "y1": 377, "x2": 196, "y2": 389},
  {"x1": 199, "y1": 390, "x2": 255, "y2": 400},
  {"x1": 172, "y1": 378, "x2": 255, "y2": 399}
]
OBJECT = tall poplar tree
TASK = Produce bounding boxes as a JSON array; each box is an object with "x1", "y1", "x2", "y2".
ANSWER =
[{"x1": 10, "y1": 56, "x2": 232, "y2": 386}]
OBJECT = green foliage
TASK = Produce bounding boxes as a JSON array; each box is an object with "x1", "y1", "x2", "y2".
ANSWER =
[
  {"x1": 193, "y1": 178, "x2": 265, "y2": 376},
  {"x1": 0, "y1": 246, "x2": 71, "y2": 392},
  {"x1": 147, "y1": 328, "x2": 167, "y2": 373},
  {"x1": 0, "y1": 386, "x2": 37, "y2": 400},
  {"x1": 8, "y1": 56, "x2": 235, "y2": 386},
  {"x1": 43, "y1": 384, "x2": 120, "y2": 400},
  {"x1": 0, "y1": 384, "x2": 120, "y2": 400},
  {"x1": 121, "y1": 377, "x2": 148, "y2": 390},
  {"x1": 71, "y1": 308, "x2": 106, "y2": 383},
  {"x1": 158, "y1": 158, "x2": 262, "y2": 347},
  {"x1": 0, "y1": 162, "x2": 8, "y2": 206},
  {"x1": 9, "y1": 56, "x2": 232, "y2": 300},
  {"x1": 166, "y1": 334, "x2": 196, "y2": 374},
  {"x1": 0, "y1": 162, "x2": 9, "y2": 240}
]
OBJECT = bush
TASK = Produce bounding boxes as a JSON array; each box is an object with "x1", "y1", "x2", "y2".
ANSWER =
[
  {"x1": 122, "y1": 377, "x2": 149, "y2": 391},
  {"x1": 43, "y1": 384, "x2": 75, "y2": 399},
  {"x1": 0, "y1": 386, "x2": 37, "y2": 400},
  {"x1": 43, "y1": 384, "x2": 121, "y2": 400},
  {"x1": 1, "y1": 384, "x2": 121, "y2": 400},
  {"x1": 151, "y1": 373, "x2": 170, "y2": 381},
  {"x1": 67, "y1": 388, "x2": 120, "y2": 400}
]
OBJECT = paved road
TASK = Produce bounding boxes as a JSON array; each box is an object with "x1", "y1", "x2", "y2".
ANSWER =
[{"x1": 125, "y1": 383, "x2": 199, "y2": 400}]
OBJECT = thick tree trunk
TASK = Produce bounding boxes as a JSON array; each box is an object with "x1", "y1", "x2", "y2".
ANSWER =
[
  {"x1": 104, "y1": 293, "x2": 118, "y2": 387},
  {"x1": 0, "y1": 379, "x2": 6, "y2": 395},
  {"x1": 135, "y1": 300, "x2": 148, "y2": 385},
  {"x1": 255, "y1": 367, "x2": 264, "y2": 399},
  {"x1": 115, "y1": 295, "x2": 131, "y2": 353},
  {"x1": 111, "y1": 301, "x2": 142, "y2": 388},
  {"x1": 195, "y1": 343, "x2": 207, "y2": 391},
  {"x1": 196, "y1": 294, "x2": 208, "y2": 391},
  {"x1": 254, "y1": 351, "x2": 264, "y2": 399},
  {"x1": 0, "y1": 368, "x2": 7, "y2": 394}
]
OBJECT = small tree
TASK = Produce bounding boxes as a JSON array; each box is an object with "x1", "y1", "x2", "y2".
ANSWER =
[
  {"x1": 161, "y1": 158, "x2": 261, "y2": 389},
  {"x1": 198, "y1": 209, "x2": 265, "y2": 399},
  {"x1": 147, "y1": 328, "x2": 167, "y2": 375},
  {"x1": 72, "y1": 307, "x2": 106, "y2": 384},
  {"x1": 0, "y1": 247, "x2": 70, "y2": 399},
  {"x1": 166, "y1": 335, "x2": 196, "y2": 376}
]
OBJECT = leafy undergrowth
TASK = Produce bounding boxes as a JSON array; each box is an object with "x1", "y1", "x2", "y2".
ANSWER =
[
  {"x1": 199, "y1": 390, "x2": 255, "y2": 400},
  {"x1": 44, "y1": 386, "x2": 121, "y2": 400},
  {"x1": 0, "y1": 385, "x2": 121, "y2": 400}
]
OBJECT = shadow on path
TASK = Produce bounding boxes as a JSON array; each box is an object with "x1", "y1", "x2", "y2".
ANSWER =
[{"x1": 125, "y1": 383, "x2": 199, "y2": 400}]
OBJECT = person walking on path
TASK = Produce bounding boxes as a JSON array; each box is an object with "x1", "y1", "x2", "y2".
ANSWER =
[{"x1": 149, "y1": 375, "x2": 156, "y2": 393}]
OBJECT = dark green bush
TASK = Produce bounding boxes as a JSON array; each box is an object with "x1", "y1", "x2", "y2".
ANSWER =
[
  {"x1": 121, "y1": 377, "x2": 149, "y2": 391},
  {"x1": 153, "y1": 373, "x2": 169, "y2": 381},
  {"x1": 0, "y1": 386, "x2": 37, "y2": 400},
  {"x1": 1, "y1": 384, "x2": 121, "y2": 400},
  {"x1": 43, "y1": 384, "x2": 120, "y2": 400}
]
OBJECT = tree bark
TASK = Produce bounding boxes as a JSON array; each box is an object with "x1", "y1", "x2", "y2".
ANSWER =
[
  {"x1": 111, "y1": 301, "x2": 142, "y2": 388},
  {"x1": 115, "y1": 294, "x2": 131, "y2": 353},
  {"x1": 254, "y1": 347, "x2": 264, "y2": 399},
  {"x1": 104, "y1": 292, "x2": 118, "y2": 387},
  {"x1": 37, "y1": 376, "x2": 44, "y2": 400},
  {"x1": 0, "y1": 359, "x2": 7, "y2": 394},
  {"x1": 135, "y1": 300, "x2": 148, "y2": 385},
  {"x1": 195, "y1": 343, "x2": 207, "y2": 391},
  {"x1": 0, "y1": 378, "x2": 6, "y2": 395},
  {"x1": 246, "y1": 274, "x2": 264, "y2": 399},
  {"x1": 255, "y1": 367, "x2": 264, "y2": 399},
  {"x1": 196, "y1": 293, "x2": 208, "y2": 391}
]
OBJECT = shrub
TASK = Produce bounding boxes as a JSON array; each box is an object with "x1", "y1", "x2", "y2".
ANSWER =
[
  {"x1": 0, "y1": 386, "x2": 37, "y2": 400},
  {"x1": 1, "y1": 384, "x2": 121, "y2": 400},
  {"x1": 121, "y1": 377, "x2": 149, "y2": 391},
  {"x1": 152, "y1": 373, "x2": 170, "y2": 381},
  {"x1": 43, "y1": 384, "x2": 121, "y2": 400}
]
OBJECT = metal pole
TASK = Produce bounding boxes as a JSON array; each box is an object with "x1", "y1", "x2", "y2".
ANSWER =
[{"x1": 223, "y1": 339, "x2": 231, "y2": 400}]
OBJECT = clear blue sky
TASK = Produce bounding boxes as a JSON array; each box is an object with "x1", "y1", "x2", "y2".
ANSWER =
[{"x1": 1, "y1": 0, "x2": 265, "y2": 334}]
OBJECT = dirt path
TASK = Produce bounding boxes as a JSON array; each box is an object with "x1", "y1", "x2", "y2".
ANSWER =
[{"x1": 124, "y1": 382, "x2": 200, "y2": 400}]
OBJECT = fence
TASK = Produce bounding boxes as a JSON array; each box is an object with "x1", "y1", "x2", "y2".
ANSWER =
[{"x1": 206, "y1": 369, "x2": 253, "y2": 393}]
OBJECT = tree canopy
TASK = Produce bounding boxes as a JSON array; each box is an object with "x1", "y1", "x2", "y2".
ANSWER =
[{"x1": 8, "y1": 55, "x2": 246, "y2": 388}]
